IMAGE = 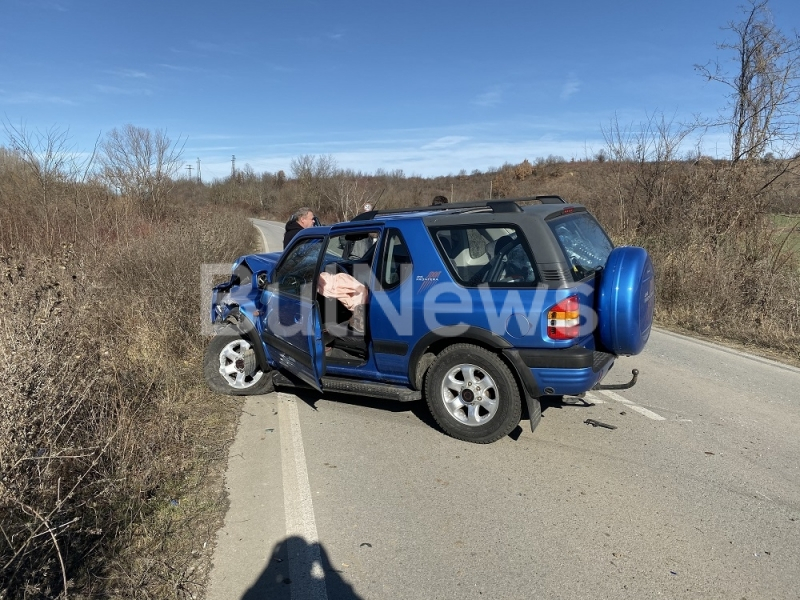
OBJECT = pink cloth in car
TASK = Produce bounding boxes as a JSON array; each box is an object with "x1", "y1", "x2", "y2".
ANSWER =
[
  {"x1": 317, "y1": 272, "x2": 368, "y2": 310},
  {"x1": 317, "y1": 272, "x2": 368, "y2": 333},
  {"x1": 317, "y1": 272, "x2": 369, "y2": 310}
]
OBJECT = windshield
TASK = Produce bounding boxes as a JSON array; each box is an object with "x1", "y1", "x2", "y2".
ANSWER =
[{"x1": 547, "y1": 212, "x2": 614, "y2": 281}]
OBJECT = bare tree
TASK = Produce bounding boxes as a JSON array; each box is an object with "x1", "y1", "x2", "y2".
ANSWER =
[
  {"x1": 696, "y1": 0, "x2": 800, "y2": 162},
  {"x1": 98, "y1": 125, "x2": 185, "y2": 217},
  {"x1": 290, "y1": 154, "x2": 337, "y2": 214},
  {"x1": 329, "y1": 170, "x2": 380, "y2": 221},
  {"x1": 2, "y1": 121, "x2": 91, "y2": 248},
  {"x1": 602, "y1": 112, "x2": 698, "y2": 232}
]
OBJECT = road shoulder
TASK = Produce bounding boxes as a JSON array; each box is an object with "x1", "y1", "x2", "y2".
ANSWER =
[{"x1": 205, "y1": 395, "x2": 286, "y2": 599}]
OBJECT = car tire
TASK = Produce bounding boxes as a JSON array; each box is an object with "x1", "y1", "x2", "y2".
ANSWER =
[
  {"x1": 203, "y1": 325, "x2": 274, "y2": 396},
  {"x1": 425, "y1": 344, "x2": 522, "y2": 443}
]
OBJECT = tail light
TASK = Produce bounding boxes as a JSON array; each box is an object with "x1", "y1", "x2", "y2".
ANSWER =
[{"x1": 547, "y1": 295, "x2": 579, "y2": 340}]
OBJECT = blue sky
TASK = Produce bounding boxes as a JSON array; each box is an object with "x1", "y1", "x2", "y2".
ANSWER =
[{"x1": 2, "y1": 0, "x2": 799, "y2": 181}]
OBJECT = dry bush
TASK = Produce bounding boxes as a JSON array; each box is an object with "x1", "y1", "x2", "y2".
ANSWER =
[
  {"x1": 0, "y1": 249, "x2": 106, "y2": 598},
  {"x1": 513, "y1": 159, "x2": 534, "y2": 181},
  {"x1": 0, "y1": 196, "x2": 256, "y2": 597},
  {"x1": 591, "y1": 155, "x2": 800, "y2": 360}
]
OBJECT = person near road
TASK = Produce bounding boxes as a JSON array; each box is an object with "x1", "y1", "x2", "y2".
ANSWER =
[{"x1": 283, "y1": 207, "x2": 315, "y2": 248}]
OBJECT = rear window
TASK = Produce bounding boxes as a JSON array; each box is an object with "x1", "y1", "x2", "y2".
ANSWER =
[{"x1": 547, "y1": 213, "x2": 613, "y2": 281}]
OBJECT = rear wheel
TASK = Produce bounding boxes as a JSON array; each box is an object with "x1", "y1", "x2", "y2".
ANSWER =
[
  {"x1": 203, "y1": 325, "x2": 274, "y2": 395},
  {"x1": 424, "y1": 344, "x2": 521, "y2": 443}
]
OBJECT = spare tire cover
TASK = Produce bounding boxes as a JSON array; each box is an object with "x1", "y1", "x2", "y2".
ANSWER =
[{"x1": 597, "y1": 246, "x2": 655, "y2": 356}]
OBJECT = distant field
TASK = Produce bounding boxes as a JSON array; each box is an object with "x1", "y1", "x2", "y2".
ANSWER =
[{"x1": 773, "y1": 213, "x2": 800, "y2": 256}]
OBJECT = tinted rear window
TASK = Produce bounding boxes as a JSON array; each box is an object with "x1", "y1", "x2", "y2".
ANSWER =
[{"x1": 547, "y1": 213, "x2": 613, "y2": 281}]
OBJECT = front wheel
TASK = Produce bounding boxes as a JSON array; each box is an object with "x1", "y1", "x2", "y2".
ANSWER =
[
  {"x1": 203, "y1": 325, "x2": 274, "y2": 396},
  {"x1": 424, "y1": 344, "x2": 522, "y2": 443}
]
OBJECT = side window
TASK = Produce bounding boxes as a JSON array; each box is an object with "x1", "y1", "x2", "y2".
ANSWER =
[
  {"x1": 271, "y1": 237, "x2": 323, "y2": 299},
  {"x1": 325, "y1": 231, "x2": 379, "y2": 263},
  {"x1": 433, "y1": 225, "x2": 537, "y2": 286},
  {"x1": 380, "y1": 230, "x2": 413, "y2": 289},
  {"x1": 323, "y1": 230, "x2": 379, "y2": 285}
]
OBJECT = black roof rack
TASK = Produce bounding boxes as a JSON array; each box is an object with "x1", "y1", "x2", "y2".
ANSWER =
[{"x1": 350, "y1": 195, "x2": 566, "y2": 221}]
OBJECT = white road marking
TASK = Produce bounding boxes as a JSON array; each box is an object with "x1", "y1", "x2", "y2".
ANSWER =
[
  {"x1": 586, "y1": 390, "x2": 666, "y2": 421},
  {"x1": 279, "y1": 393, "x2": 328, "y2": 600}
]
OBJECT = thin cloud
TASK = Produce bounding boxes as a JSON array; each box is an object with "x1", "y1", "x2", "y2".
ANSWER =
[
  {"x1": 560, "y1": 75, "x2": 580, "y2": 100},
  {"x1": 298, "y1": 32, "x2": 347, "y2": 46},
  {"x1": 0, "y1": 91, "x2": 77, "y2": 105},
  {"x1": 473, "y1": 90, "x2": 502, "y2": 107},
  {"x1": 158, "y1": 63, "x2": 207, "y2": 74},
  {"x1": 108, "y1": 68, "x2": 149, "y2": 79},
  {"x1": 186, "y1": 133, "x2": 239, "y2": 141},
  {"x1": 200, "y1": 137, "x2": 602, "y2": 181},
  {"x1": 189, "y1": 40, "x2": 244, "y2": 56},
  {"x1": 421, "y1": 136, "x2": 471, "y2": 150},
  {"x1": 93, "y1": 84, "x2": 152, "y2": 96},
  {"x1": 263, "y1": 62, "x2": 295, "y2": 73}
]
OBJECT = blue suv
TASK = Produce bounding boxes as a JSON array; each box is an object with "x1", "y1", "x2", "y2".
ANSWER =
[{"x1": 205, "y1": 197, "x2": 655, "y2": 443}]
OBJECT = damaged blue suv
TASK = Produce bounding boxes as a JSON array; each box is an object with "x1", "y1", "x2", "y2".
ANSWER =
[{"x1": 205, "y1": 197, "x2": 655, "y2": 443}]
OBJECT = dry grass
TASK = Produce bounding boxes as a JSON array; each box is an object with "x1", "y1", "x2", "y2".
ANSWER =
[{"x1": 0, "y1": 191, "x2": 256, "y2": 597}]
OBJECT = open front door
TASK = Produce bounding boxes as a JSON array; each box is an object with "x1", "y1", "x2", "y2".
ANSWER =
[{"x1": 261, "y1": 237, "x2": 325, "y2": 391}]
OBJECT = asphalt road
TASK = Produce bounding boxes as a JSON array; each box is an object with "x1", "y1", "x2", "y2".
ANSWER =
[{"x1": 206, "y1": 220, "x2": 800, "y2": 600}]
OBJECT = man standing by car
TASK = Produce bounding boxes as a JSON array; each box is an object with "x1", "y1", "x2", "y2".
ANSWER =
[{"x1": 283, "y1": 207, "x2": 315, "y2": 248}]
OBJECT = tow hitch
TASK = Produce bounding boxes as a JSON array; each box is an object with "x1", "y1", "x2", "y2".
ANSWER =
[{"x1": 593, "y1": 368, "x2": 639, "y2": 391}]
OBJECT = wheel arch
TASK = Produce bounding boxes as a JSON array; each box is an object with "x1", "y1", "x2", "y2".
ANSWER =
[
  {"x1": 223, "y1": 308, "x2": 270, "y2": 372},
  {"x1": 423, "y1": 342, "x2": 525, "y2": 443},
  {"x1": 408, "y1": 327, "x2": 539, "y2": 398}
]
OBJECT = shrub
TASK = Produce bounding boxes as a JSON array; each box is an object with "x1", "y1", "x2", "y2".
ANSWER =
[{"x1": 0, "y1": 205, "x2": 256, "y2": 598}]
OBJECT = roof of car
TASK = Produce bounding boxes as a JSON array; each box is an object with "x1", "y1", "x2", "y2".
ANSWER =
[{"x1": 349, "y1": 196, "x2": 579, "y2": 223}]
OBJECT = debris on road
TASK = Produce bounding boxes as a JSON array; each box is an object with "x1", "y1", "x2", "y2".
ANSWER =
[{"x1": 584, "y1": 418, "x2": 617, "y2": 430}]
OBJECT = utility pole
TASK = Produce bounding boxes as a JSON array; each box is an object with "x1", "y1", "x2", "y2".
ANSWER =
[
  {"x1": 197, "y1": 158, "x2": 201, "y2": 183},
  {"x1": 186, "y1": 164, "x2": 193, "y2": 179},
  {"x1": 231, "y1": 155, "x2": 236, "y2": 179}
]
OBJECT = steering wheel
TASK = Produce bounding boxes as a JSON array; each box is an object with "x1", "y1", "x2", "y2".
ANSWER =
[{"x1": 485, "y1": 240, "x2": 519, "y2": 283}]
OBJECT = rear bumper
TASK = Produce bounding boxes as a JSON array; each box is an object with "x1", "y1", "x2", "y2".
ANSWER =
[{"x1": 504, "y1": 348, "x2": 615, "y2": 397}]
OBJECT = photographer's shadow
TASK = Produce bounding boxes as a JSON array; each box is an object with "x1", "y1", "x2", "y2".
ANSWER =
[{"x1": 242, "y1": 535, "x2": 364, "y2": 600}]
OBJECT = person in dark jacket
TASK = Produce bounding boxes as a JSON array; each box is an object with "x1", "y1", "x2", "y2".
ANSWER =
[{"x1": 283, "y1": 207, "x2": 315, "y2": 248}]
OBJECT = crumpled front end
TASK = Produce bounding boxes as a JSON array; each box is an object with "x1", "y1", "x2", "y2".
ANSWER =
[{"x1": 210, "y1": 252, "x2": 281, "y2": 326}]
